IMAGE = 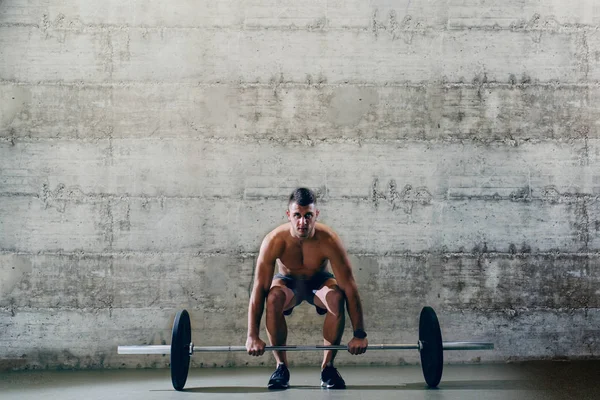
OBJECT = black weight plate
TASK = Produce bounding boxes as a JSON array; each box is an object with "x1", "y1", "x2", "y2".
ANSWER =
[
  {"x1": 419, "y1": 306, "x2": 443, "y2": 388},
  {"x1": 171, "y1": 310, "x2": 191, "y2": 391}
]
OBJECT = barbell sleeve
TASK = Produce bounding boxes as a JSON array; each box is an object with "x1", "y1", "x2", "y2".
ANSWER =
[{"x1": 118, "y1": 345, "x2": 172, "y2": 355}]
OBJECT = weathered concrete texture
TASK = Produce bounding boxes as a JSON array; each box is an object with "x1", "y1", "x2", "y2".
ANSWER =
[
  {"x1": 2, "y1": 253, "x2": 598, "y2": 315},
  {"x1": 447, "y1": 2, "x2": 600, "y2": 29},
  {"x1": 1, "y1": 83, "x2": 598, "y2": 141},
  {"x1": 438, "y1": 254, "x2": 600, "y2": 310},
  {"x1": 1, "y1": 306, "x2": 597, "y2": 369},
  {"x1": 1, "y1": 0, "x2": 600, "y2": 371},
  {"x1": 0, "y1": 253, "x2": 254, "y2": 311},
  {"x1": 1, "y1": 140, "x2": 598, "y2": 198},
  {"x1": 1, "y1": 0, "x2": 599, "y2": 30},
  {"x1": 1, "y1": 140, "x2": 600, "y2": 254},
  {"x1": 0, "y1": 26, "x2": 594, "y2": 84},
  {"x1": 2, "y1": 194, "x2": 599, "y2": 254},
  {"x1": 1, "y1": 253, "x2": 598, "y2": 368}
]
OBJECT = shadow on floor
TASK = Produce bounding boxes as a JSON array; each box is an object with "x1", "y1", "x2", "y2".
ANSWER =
[{"x1": 173, "y1": 380, "x2": 539, "y2": 393}]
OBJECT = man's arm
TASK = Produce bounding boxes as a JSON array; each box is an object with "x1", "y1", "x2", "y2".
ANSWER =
[
  {"x1": 326, "y1": 232, "x2": 368, "y2": 354},
  {"x1": 246, "y1": 234, "x2": 281, "y2": 355}
]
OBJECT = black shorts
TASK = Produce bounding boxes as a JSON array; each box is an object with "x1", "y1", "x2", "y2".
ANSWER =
[{"x1": 273, "y1": 271, "x2": 335, "y2": 316}]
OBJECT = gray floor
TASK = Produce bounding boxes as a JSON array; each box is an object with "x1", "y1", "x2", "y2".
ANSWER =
[{"x1": 1, "y1": 362, "x2": 599, "y2": 400}]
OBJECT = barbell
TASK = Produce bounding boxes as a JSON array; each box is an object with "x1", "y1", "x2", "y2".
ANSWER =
[{"x1": 117, "y1": 306, "x2": 494, "y2": 391}]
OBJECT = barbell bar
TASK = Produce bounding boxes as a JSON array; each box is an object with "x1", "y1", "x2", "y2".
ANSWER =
[
  {"x1": 118, "y1": 342, "x2": 493, "y2": 354},
  {"x1": 117, "y1": 306, "x2": 494, "y2": 391}
]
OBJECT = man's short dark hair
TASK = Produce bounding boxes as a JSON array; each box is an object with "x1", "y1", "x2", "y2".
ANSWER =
[{"x1": 289, "y1": 187, "x2": 317, "y2": 207}]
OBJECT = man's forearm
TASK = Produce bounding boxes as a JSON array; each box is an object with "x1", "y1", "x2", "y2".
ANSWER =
[
  {"x1": 247, "y1": 289, "x2": 266, "y2": 337},
  {"x1": 344, "y1": 285, "x2": 365, "y2": 332}
]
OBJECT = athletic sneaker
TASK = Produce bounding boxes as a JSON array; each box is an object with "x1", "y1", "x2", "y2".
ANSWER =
[
  {"x1": 320, "y1": 365, "x2": 346, "y2": 389},
  {"x1": 267, "y1": 364, "x2": 290, "y2": 389}
]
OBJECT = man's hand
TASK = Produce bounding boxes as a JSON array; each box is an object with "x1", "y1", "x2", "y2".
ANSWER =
[
  {"x1": 347, "y1": 337, "x2": 368, "y2": 355},
  {"x1": 246, "y1": 336, "x2": 266, "y2": 356}
]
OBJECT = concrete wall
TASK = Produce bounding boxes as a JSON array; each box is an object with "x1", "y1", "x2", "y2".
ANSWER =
[{"x1": 1, "y1": 0, "x2": 599, "y2": 370}]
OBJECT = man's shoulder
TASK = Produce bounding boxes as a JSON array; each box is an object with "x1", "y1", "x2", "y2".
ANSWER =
[
  {"x1": 314, "y1": 224, "x2": 346, "y2": 259},
  {"x1": 257, "y1": 225, "x2": 288, "y2": 260},
  {"x1": 262, "y1": 224, "x2": 289, "y2": 245},
  {"x1": 315, "y1": 223, "x2": 340, "y2": 242},
  {"x1": 268, "y1": 223, "x2": 289, "y2": 237}
]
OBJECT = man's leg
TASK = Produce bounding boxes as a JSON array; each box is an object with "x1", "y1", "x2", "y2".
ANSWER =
[
  {"x1": 265, "y1": 282, "x2": 296, "y2": 366},
  {"x1": 313, "y1": 279, "x2": 346, "y2": 369}
]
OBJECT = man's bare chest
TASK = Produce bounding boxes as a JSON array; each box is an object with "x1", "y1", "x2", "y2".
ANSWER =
[{"x1": 277, "y1": 243, "x2": 328, "y2": 275}]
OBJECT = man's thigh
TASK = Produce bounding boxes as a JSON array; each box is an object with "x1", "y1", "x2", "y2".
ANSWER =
[
  {"x1": 270, "y1": 278, "x2": 297, "y2": 311},
  {"x1": 312, "y1": 278, "x2": 340, "y2": 310}
]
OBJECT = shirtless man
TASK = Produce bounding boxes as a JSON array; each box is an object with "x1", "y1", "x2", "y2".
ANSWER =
[{"x1": 245, "y1": 187, "x2": 368, "y2": 389}]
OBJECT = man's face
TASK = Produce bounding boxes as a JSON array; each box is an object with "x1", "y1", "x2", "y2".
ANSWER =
[{"x1": 287, "y1": 202, "x2": 319, "y2": 239}]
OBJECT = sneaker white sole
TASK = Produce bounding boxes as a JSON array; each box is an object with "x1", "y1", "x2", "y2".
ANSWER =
[
  {"x1": 321, "y1": 381, "x2": 339, "y2": 388},
  {"x1": 321, "y1": 380, "x2": 345, "y2": 389}
]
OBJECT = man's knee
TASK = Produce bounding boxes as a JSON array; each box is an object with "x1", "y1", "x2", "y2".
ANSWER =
[
  {"x1": 317, "y1": 285, "x2": 345, "y2": 316},
  {"x1": 326, "y1": 286, "x2": 345, "y2": 310},
  {"x1": 266, "y1": 287, "x2": 288, "y2": 312}
]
